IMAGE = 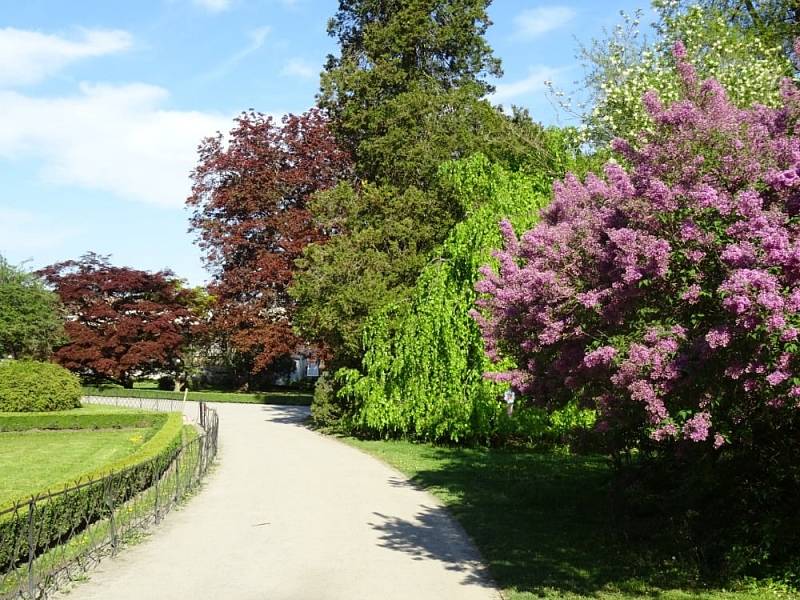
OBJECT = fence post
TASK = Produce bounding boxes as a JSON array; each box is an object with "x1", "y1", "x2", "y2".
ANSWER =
[
  {"x1": 153, "y1": 466, "x2": 161, "y2": 525},
  {"x1": 174, "y1": 451, "x2": 181, "y2": 503},
  {"x1": 27, "y1": 499, "x2": 35, "y2": 599},
  {"x1": 106, "y1": 479, "x2": 118, "y2": 555}
]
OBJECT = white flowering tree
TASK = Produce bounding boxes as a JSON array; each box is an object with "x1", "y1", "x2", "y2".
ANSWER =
[{"x1": 555, "y1": 2, "x2": 794, "y2": 144}]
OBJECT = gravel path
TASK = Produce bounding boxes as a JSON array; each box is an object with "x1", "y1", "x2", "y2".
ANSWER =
[{"x1": 58, "y1": 403, "x2": 500, "y2": 600}]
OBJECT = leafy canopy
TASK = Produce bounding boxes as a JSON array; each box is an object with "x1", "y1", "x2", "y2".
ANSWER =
[
  {"x1": 568, "y1": 1, "x2": 793, "y2": 144},
  {"x1": 320, "y1": 0, "x2": 502, "y2": 187},
  {"x1": 40, "y1": 253, "x2": 198, "y2": 387},
  {"x1": 188, "y1": 109, "x2": 352, "y2": 373},
  {"x1": 0, "y1": 256, "x2": 64, "y2": 360},
  {"x1": 336, "y1": 150, "x2": 595, "y2": 444}
]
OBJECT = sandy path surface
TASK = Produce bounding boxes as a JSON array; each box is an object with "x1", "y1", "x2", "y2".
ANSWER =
[{"x1": 58, "y1": 403, "x2": 500, "y2": 600}]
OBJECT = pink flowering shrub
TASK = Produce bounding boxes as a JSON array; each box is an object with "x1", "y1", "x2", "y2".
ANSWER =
[{"x1": 473, "y1": 42, "x2": 800, "y2": 456}]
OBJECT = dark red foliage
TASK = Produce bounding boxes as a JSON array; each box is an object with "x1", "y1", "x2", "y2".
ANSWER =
[
  {"x1": 39, "y1": 253, "x2": 198, "y2": 386},
  {"x1": 187, "y1": 108, "x2": 352, "y2": 372}
]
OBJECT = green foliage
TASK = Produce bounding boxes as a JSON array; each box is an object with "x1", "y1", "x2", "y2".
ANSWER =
[
  {"x1": 82, "y1": 385, "x2": 313, "y2": 405},
  {"x1": 0, "y1": 360, "x2": 81, "y2": 413},
  {"x1": 568, "y1": 4, "x2": 793, "y2": 144},
  {"x1": 0, "y1": 412, "x2": 185, "y2": 571},
  {"x1": 309, "y1": 372, "x2": 347, "y2": 428},
  {"x1": 157, "y1": 376, "x2": 176, "y2": 391},
  {"x1": 292, "y1": 182, "x2": 457, "y2": 365},
  {"x1": 0, "y1": 257, "x2": 64, "y2": 360},
  {"x1": 655, "y1": 0, "x2": 800, "y2": 57},
  {"x1": 0, "y1": 409, "x2": 166, "y2": 432},
  {"x1": 333, "y1": 153, "x2": 595, "y2": 443},
  {"x1": 320, "y1": 0, "x2": 501, "y2": 188},
  {"x1": 296, "y1": 2, "x2": 581, "y2": 366}
]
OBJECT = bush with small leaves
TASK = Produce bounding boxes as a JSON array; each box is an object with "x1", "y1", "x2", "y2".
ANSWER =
[{"x1": 0, "y1": 360, "x2": 82, "y2": 412}]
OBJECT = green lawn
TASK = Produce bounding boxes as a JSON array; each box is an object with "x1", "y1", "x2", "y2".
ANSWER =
[
  {"x1": 346, "y1": 439, "x2": 795, "y2": 600},
  {"x1": 82, "y1": 385, "x2": 312, "y2": 405},
  {"x1": 0, "y1": 429, "x2": 148, "y2": 504}
]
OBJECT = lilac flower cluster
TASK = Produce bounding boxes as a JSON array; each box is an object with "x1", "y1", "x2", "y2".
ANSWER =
[{"x1": 474, "y1": 42, "x2": 800, "y2": 451}]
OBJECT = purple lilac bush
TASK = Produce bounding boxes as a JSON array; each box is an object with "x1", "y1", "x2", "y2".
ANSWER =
[{"x1": 474, "y1": 42, "x2": 800, "y2": 455}]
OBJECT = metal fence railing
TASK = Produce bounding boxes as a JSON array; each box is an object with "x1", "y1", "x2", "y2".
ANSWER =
[{"x1": 0, "y1": 400, "x2": 219, "y2": 600}]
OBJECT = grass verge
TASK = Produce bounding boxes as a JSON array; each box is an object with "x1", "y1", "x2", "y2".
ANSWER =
[
  {"x1": 345, "y1": 439, "x2": 796, "y2": 600},
  {"x1": 0, "y1": 429, "x2": 149, "y2": 504},
  {"x1": 82, "y1": 385, "x2": 312, "y2": 405}
]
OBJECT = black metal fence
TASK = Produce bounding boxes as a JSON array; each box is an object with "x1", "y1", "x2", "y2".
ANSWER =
[{"x1": 0, "y1": 401, "x2": 219, "y2": 600}]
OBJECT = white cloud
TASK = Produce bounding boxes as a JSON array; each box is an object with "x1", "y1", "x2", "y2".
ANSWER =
[
  {"x1": 192, "y1": 0, "x2": 232, "y2": 12},
  {"x1": 203, "y1": 26, "x2": 270, "y2": 80},
  {"x1": 491, "y1": 66, "x2": 562, "y2": 103},
  {"x1": 0, "y1": 83, "x2": 232, "y2": 208},
  {"x1": 0, "y1": 28, "x2": 132, "y2": 87},
  {"x1": 0, "y1": 208, "x2": 85, "y2": 253},
  {"x1": 513, "y1": 6, "x2": 576, "y2": 39},
  {"x1": 281, "y1": 58, "x2": 315, "y2": 80}
]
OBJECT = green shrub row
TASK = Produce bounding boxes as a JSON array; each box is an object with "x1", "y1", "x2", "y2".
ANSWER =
[
  {"x1": 0, "y1": 410, "x2": 166, "y2": 432},
  {"x1": 0, "y1": 361, "x2": 81, "y2": 413},
  {"x1": 82, "y1": 386, "x2": 312, "y2": 405},
  {"x1": 0, "y1": 413, "x2": 187, "y2": 571}
]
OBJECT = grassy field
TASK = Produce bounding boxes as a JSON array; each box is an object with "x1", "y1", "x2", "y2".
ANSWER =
[
  {"x1": 0, "y1": 429, "x2": 148, "y2": 504},
  {"x1": 83, "y1": 384, "x2": 312, "y2": 405},
  {"x1": 346, "y1": 439, "x2": 795, "y2": 600}
]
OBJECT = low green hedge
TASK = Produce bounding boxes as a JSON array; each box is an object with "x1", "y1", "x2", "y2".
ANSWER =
[
  {"x1": 0, "y1": 410, "x2": 166, "y2": 432},
  {"x1": 83, "y1": 385, "x2": 312, "y2": 405},
  {"x1": 0, "y1": 412, "x2": 187, "y2": 571},
  {"x1": 0, "y1": 361, "x2": 82, "y2": 412}
]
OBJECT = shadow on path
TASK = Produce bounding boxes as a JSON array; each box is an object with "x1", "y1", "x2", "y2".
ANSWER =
[
  {"x1": 369, "y1": 503, "x2": 494, "y2": 588},
  {"x1": 260, "y1": 405, "x2": 311, "y2": 426}
]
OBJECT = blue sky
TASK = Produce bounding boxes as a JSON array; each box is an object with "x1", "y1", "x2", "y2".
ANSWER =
[{"x1": 0, "y1": 0, "x2": 651, "y2": 285}]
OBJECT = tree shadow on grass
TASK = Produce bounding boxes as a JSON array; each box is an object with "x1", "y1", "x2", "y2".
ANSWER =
[{"x1": 396, "y1": 447, "x2": 700, "y2": 598}]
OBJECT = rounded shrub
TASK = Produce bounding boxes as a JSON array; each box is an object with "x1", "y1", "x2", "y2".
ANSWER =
[
  {"x1": 157, "y1": 376, "x2": 175, "y2": 391},
  {"x1": 0, "y1": 360, "x2": 82, "y2": 412}
]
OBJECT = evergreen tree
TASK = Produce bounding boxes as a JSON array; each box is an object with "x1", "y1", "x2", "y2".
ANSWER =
[
  {"x1": 319, "y1": 0, "x2": 502, "y2": 187},
  {"x1": 295, "y1": 0, "x2": 562, "y2": 365}
]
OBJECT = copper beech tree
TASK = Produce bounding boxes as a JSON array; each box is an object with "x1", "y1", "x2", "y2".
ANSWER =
[
  {"x1": 187, "y1": 109, "x2": 352, "y2": 373},
  {"x1": 39, "y1": 254, "x2": 199, "y2": 388}
]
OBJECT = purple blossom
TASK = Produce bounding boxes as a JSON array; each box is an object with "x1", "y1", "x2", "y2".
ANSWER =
[
  {"x1": 474, "y1": 46, "x2": 800, "y2": 454},
  {"x1": 766, "y1": 370, "x2": 789, "y2": 386},
  {"x1": 683, "y1": 412, "x2": 712, "y2": 442},
  {"x1": 681, "y1": 284, "x2": 701, "y2": 303},
  {"x1": 583, "y1": 346, "x2": 618, "y2": 368},
  {"x1": 705, "y1": 327, "x2": 731, "y2": 349}
]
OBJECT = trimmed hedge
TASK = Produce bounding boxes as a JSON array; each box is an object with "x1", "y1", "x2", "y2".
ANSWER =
[
  {"x1": 82, "y1": 385, "x2": 312, "y2": 405},
  {"x1": 0, "y1": 410, "x2": 166, "y2": 432},
  {"x1": 0, "y1": 361, "x2": 81, "y2": 412},
  {"x1": 0, "y1": 412, "x2": 187, "y2": 571}
]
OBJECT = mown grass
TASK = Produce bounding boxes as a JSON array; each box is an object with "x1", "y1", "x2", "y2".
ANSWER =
[
  {"x1": 83, "y1": 385, "x2": 312, "y2": 405},
  {"x1": 0, "y1": 429, "x2": 149, "y2": 504},
  {"x1": 346, "y1": 439, "x2": 796, "y2": 600},
  {"x1": 0, "y1": 424, "x2": 208, "y2": 598}
]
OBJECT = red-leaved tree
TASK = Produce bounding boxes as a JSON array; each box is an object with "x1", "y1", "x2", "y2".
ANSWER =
[
  {"x1": 187, "y1": 108, "x2": 352, "y2": 373},
  {"x1": 39, "y1": 253, "x2": 198, "y2": 387}
]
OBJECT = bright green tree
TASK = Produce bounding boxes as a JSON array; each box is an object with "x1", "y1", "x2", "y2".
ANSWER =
[
  {"x1": 0, "y1": 257, "x2": 64, "y2": 360},
  {"x1": 329, "y1": 150, "x2": 595, "y2": 443}
]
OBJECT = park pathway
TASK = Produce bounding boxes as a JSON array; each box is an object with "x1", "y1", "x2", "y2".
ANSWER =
[{"x1": 58, "y1": 403, "x2": 500, "y2": 600}]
